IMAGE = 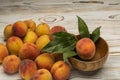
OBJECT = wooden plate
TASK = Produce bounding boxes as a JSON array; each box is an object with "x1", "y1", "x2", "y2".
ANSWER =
[{"x1": 68, "y1": 37, "x2": 109, "y2": 71}]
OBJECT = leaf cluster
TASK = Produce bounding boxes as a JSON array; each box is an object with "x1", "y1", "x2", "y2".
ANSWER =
[{"x1": 42, "y1": 16, "x2": 101, "y2": 61}]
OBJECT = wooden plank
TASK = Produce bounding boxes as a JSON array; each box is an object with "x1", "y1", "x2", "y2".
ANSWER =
[{"x1": 0, "y1": 0, "x2": 120, "y2": 80}]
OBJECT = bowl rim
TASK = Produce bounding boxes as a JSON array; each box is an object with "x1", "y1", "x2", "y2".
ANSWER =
[{"x1": 69, "y1": 37, "x2": 109, "y2": 64}]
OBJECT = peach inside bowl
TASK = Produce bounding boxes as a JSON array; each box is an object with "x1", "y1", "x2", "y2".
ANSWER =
[{"x1": 68, "y1": 37, "x2": 109, "y2": 71}]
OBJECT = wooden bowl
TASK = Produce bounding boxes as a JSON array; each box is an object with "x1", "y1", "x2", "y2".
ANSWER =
[{"x1": 68, "y1": 37, "x2": 109, "y2": 71}]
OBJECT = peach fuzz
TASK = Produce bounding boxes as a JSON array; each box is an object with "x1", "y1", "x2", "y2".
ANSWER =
[
  {"x1": 0, "y1": 43, "x2": 8, "y2": 64},
  {"x1": 2, "y1": 55, "x2": 21, "y2": 74},
  {"x1": 51, "y1": 61, "x2": 71, "y2": 80},
  {"x1": 35, "y1": 53, "x2": 55, "y2": 70},
  {"x1": 33, "y1": 69, "x2": 53, "y2": 80},
  {"x1": 6, "y1": 36, "x2": 23, "y2": 56},
  {"x1": 12, "y1": 21, "x2": 28, "y2": 37},
  {"x1": 19, "y1": 59, "x2": 37, "y2": 80},
  {"x1": 76, "y1": 38, "x2": 96, "y2": 60},
  {"x1": 19, "y1": 42, "x2": 39, "y2": 60}
]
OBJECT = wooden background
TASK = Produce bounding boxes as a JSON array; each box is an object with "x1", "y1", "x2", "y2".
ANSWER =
[{"x1": 0, "y1": 0, "x2": 120, "y2": 80}]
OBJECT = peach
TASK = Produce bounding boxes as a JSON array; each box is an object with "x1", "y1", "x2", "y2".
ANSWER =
[
  {"x1": 50, "y1": 26, "x2": 67, "y2": 34},
  {"x1": 0, "y1": 43, "x2": 8, "y2": 64},
  {"x1": 51, "y1": 61, "x2": 71, "y2": 80},
  {"x1": 4, "y1": 24, "x2": 13, "y2": 41},
  {"x1": 23, "y1": 31, "x2": 38, "y2": 43},
  {"x1": 6, "y1": 36, "x2": 23, "y2": 56},
  {"x1": 33, "y1": 69, "x2": 53, "y2": 80},
  {"x1": 24, "y1": 19, "x2": 36, "y2": 31},
  {"x1": 2, "y1": 55, "x2": 21, "y2": 74},
  {"x1": 19, "y1": 59, "x2": 37, "y2": 80},
  {"x1": 36, "y1": 35, "x2": 50, "y2": 50},
  {"x1": 76, "y1": 38, "x2": 96, "y2": 60},
  {"x1": 35, "y1": 23, "x2": 50, "y2": 36},
  {"x1": 19, "y1": 42, "x2": 39, "y2": 60},
  {"x1": 12, "y1": 21, "x2": 28, "y2": 37},
  {"x1": 35, "y1": 53, "x2": 55, "y2": 70}
]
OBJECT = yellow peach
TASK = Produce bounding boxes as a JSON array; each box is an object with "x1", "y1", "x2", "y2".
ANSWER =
[
  {"x1": 0, "y1": 43, "x2": 8, "y2": 64},
  {"x1": 35, "y1": 23, "x2": 50, "y2": 36},
  {"x1": 23, "y1": 31, "x2": 38, "y2": 43},
  {"x1": 19, "y1": 42, "x2": 39, "y2": 60},
  {"x1": 24, "y1": 19, "x2": 36, "y2": 31},
  {"x1": 51, "y1": 61, "x2": 71, "y2": 80},
  {"x1": 4, "y1": 24, "x2": 13, "y2": 41},
  {"x1": 2, "y1": 55, "x2": 21, "y2": 74},
  {"x1": 6, "y1": 36, "x2": 23, "y2": 56},
  {"x1": 12, "y1": 21, "x2": 28, "y2": 37},
  {"x1": 19, "y1": 59, "x2": 37, "y2": 80},
  {"x1": 36, "y1": 35, "x2": 50, "y2": 50},
  {"x1": 33, "y1": 69, "x2": 53, "y2": 80},
  {"x1": 35, "y1": 53, "x2": 55, "y2": 70}
]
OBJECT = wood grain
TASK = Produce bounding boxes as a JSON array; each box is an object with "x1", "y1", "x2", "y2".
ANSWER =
[{"x1": 0, "y1": 0, "x2": 120, "y2": 80}]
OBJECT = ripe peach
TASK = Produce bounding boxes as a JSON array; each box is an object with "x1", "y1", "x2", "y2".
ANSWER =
[
  {"x1": 76, "y1": 38, "x2": 96, "y2": 60},
  {"x1": 51, "y1": 61, "x2": 71, "y2": 80},
  {"x1": 19, "y1": 42, "x2": 39, "y2": 60},
  {"x1": 24, "y1": 19, "x2": 36, "y2": 31},
  {"x1": 35, "y1": 53, "x2": 55, "y2": 70},
  {"x1": 2, "y1": 55, "x2": 21, "y2": 74},
  {"x1": 4, "y1": 24, "x2": 13, "y2": 41},
  {"x1": 12, "y1": 21, "x2": 28, "y2": 37},
  {"x1": 35, "y1": 23, "x2": 50, "y2": 36},
  {"x1": 0, "y1": 43, "x2": 8, "y2": 64},
  {"x1": 19, "y1": 59, "x2": 37, "y2": 80},
  {"x1": 23, "y1": 31, "x2": 38, "y2": 43},
  {"x1": 33, "y1": 69, "x2": 53, "y2": 80},
  {"x1": 50, "y1": 26, "x2": 67, "y2": 34},
  {"x1": 36, "y1": 35, "x2": 50, "y2": 50},
  {"x1": 6, "y1": 36, "x2": 23, "y2": 56}
]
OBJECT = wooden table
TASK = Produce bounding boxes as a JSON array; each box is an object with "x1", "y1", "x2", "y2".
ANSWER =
[{"x1": 0, "y1": 0, "x2": 120, "y2": 80}]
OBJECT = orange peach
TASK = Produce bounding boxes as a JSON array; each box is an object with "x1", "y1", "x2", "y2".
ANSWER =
[
  {"x1": 12, "y1": 21, "x2": 28, "y2": 37},
  {"x1": 35, "y1": 53, "x2": 55, "y2": 70},
  {"x1": 19, "y1": 42, "x2": 39, "y2": 60},
  {"x1": 19, "y1": 59, "x2": 37, "y2": 80},
  {"x1": 23, "y1": 31, "x2": 38, "y2": 43},
  {"x1": 50, "y1": 26, "x2": 67, "y2": 34},
  {"x1": 76, "y1": 38, "x2": 96, "y2": 60},
  {"x1": 35, "y1": 23, "x2": 50, "y2": 36},
  {"x1": 6, "y1": 36, "x2": 23, "y2": 56},
  {"x1": 51, "y1": 61, "x2": 71, "y2": 80},
  {"x1": 24, "y1": 19, "x2": 36, "y2": 31},
  {"x1": 33, "y1": 69, "x2": 53, "y2": 80},
  {"x1": 0, "y1": 43, "x2": 8, "y2": 64},
  {"x1": 2, "y1": 55, "x2": 21, "y2": 74},
  {"x1": 4, "y1": 24, "x2": 13, "y2": 41},
  {"x1": 36, "y1": 35, "x2": 50, "y2": 50}
]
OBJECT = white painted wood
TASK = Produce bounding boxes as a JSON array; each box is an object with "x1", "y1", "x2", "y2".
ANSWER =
[{"x1": 0, "y1": 0, "x2": 120, "y2": 80}]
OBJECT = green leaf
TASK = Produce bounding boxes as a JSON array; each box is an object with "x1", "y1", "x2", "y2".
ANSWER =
[
  {"x1": 42, "y1": 32, "x2": 78, "y2": 54},
  {"x1": 91, "y1": 27, "x2": 101, "y2": 42},
  {"x1": 77, "y1": 16, "x2": 90, "y2": 38},
  {"x1": 63, "y1": 51, "x2": 77, "y2": 61},
  {"x1": 53, "y1": 32, "x2": 75, "y2": 39}
]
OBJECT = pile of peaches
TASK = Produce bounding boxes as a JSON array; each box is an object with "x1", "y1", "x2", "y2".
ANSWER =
[{"x1": 0, "y1": 20, "x2": 70, "y2": 80}]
